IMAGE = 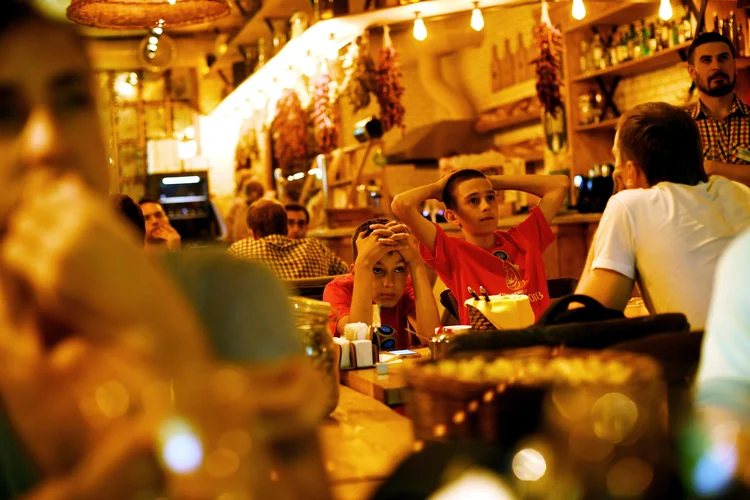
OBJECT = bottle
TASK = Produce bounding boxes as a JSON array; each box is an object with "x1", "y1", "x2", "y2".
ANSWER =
[
  {"x1": 371, "y1": 303, "x2": 383, "y2": 348},
  {"x1": 504, "y1": 38, "x2": 516, "y2": 87},
  {"x1": 713, "y1": 12, "x2": 719, "y2": 33},
  {"x1": 609, "y1": 33, "x2": 620, "y2": 66},
  {"x1": 579, "y1": 39, "x2": 590, "y2": 74},
  {"x1": 628, "y1": 23, "x2": 638, "y2": 59},
  {"x1": 671, "y1": 20, "x2": 680, "y2": 47},
  {"x1": 618, "y1": 27, "x2": 630, "y2": 62},
  {"x1": 591, "y1": 33, "x2": 604, "y2": 69},
  {"x1": 648, "y1": 22, "x2": 658, "y2": 53},
  {"x1": 660, "y1": 20, "x2": 670, "y2": 50},
  {"x1": 640, "y1": 20, "x2": 652, "y2": 57},
  {"x1": 729, "y1": 11, "x2": 737, "y2": 51},
  {"x1": 682, "y1": 11, "x2": 693, "y2": 42},
  {"x1": 738, "y1": 19, "x2": 747, "y2": 57},
  {"x1": 632, "y1": 22, "x2": 643, "y2": 58}
]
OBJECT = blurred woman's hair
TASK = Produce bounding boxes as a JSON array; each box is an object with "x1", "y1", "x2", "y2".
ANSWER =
[{"x1": 111, "y1": 194, "x2": 146, "y2": 239}]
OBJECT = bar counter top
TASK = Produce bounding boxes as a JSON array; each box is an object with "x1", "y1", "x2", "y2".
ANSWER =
[
  {"x1": 321, "y1": 385, "x2": 414, "y2": 499},
  {"x1": 309, "y1": 211, "x2": 602, "y2": 239}
]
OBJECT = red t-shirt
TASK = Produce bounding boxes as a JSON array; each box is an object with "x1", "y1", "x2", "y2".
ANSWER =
[
  {"x1": 419, "y1": 207, "x2": 555, "y2": 325},
  {"x1": 323, "y1": 274, "x2": 416, "y2": 350}
]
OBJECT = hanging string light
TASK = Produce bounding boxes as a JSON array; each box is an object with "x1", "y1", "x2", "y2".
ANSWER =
[
  {"x1": 571, "y1": 0, "x2": 586, "y2": 21},
  {"x1": 470, "y1": 2, "x2": 485, "y2": 32},
  {"x1": 413, "y1": 11, "x2": 427, "y2": 41},
  {"x1": 659, "y1": 0, "x2": 673, "y2": 21}
]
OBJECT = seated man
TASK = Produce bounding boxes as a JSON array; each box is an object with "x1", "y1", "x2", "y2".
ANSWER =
[
  {"x1": 695, "y1": 228, "x2": 750, "y2": 418},
  {"x1": 285, "y1": 203, "x2": 310, "y2": 239},
  {"x1": 139, "y1": 198, "x2": 181, "y2": 252},
  {"x1": 323, "y1": 218, "x2": 440, "y2": 350},
  {"x1": 576, "y1": 102, "x2": 750, "y2": 330},
  {"x1": 228, "y1": 199, "x2": 348, "y2": 279}
]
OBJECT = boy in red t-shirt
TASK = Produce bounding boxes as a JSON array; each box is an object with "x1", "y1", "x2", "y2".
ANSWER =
[
  {"x1": 323, "y1": 218, "x2": 440, "y2": 350},
  {"x1": 391, "y1": 169, "x2": 569, "y2": 325}
]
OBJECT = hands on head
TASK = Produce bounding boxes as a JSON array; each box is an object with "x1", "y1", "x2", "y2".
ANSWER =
[{"x1": 355, "y1": 221, "x2": 421, "y2": 268}]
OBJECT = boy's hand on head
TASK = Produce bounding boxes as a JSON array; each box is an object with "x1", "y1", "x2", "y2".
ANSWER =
[
  {"x1": 396, "y1": 233, "x2": 422, "y2": 267},
  {"x1": 354, "y1": 231, "x2": 392, "y2": 268}
]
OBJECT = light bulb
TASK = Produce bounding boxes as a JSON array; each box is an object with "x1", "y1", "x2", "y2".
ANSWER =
[
  {"x1": 147, "y1": 43, "x2": 158, "y2": 52},
  {"x1": 571, "y1": 0, "x2": 586, "y2": 20},
  {"x1": 282, "y1": 66, "x2": 297, "y2": 88},
  {"x1": 253, "y1": 91, "x2": 267, "y2": 110},
  {"x1": 413, "y1": 13, "x2": 427, "y2": 41},
  {"x1": 659, "y1": 0, "x2": 673, "y2": 21},
  {"x1": 153, "y1": 27, "x2": 164, "y2": 35},
  {"x1": 325, "y1": 34, "x2": 339, "y2": 60},
  {"x1": 148, "y1": 36, "x2": 159, "y2": 45},
  {"x1": 471, "y1": 3, "x2": 484, "y2": 32},
  {"x1": 302, "y1": 51, "x2": 317, "y2": 77}
]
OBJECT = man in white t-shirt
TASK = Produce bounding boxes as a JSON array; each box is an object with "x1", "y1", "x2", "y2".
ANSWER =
[
  {"x1": 696, "y1": 229, "x2": 750, "y2": 416},
  {"x1": 575, "y1": 102, "x2": 750, "y2": 331}
]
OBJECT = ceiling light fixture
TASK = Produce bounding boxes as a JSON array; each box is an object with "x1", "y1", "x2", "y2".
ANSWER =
[
  {"x1": 659, "y1": 0, "x2": 673, "y2": 21},
  {"x1": 413, "y1": 12, "x2": 427, "y2": 41},
  {"x1": 571, "y1": 0, "x2": 586, "y2": 20},
  {"x1": 470, "y1": 2, "x2": 484, "y2": 32}
]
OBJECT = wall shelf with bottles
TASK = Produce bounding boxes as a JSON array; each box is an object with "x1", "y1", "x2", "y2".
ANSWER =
[
  {"x1": 574, "y1": 118, "x2": 620, "y2": 132},
  {"x1": 572, "y1": 41, "x2": 691, "y2": 82}
]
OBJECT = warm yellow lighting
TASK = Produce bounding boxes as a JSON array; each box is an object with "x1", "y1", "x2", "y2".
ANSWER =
[
  {"x1": 470, "y1": 2, "x2": 484, "y2": 32},
  {"x1": 147, "y1": 43, "x2": 158, "y2": 52},
  {"x1": 282, "y1": 66, "x2": 297, "y2": 88},
  {"x1": 178, "y1": 139, "x2": 198, "y2": 160},
  {"x1": 413, "y1": 12, "x2": 427, "y2": 41},
  {"x1": 148, "y1": 36, "x2": 159, "y2": 44},
  {"x1": 168, "y1": 0, "x2": 176, "y2": 4},
  {"x1": 659, "y1": 0, "x2": 673, "y2": 21},
  {"x1": 253, "y1": 91, "x2": 267, "y2": 110},
  {"x1": 325, "y1": 33, "x2": 339, "y2": 60},
  {"x1": 512, "y1": 448, "x2": 547, "y2": 481},
  {"x1": 153, "y1": 26, "x2": 164, "y2": 35},
  {"x1": 302, "y1": 51, "x2": 317, "y2": 77},
  {"x1": 572, "y1": 0, "x2": 586, "y2": 20}
]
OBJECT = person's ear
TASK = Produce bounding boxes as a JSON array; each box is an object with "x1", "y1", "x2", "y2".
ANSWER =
[
  {"x1": 623, "y1": 161, "x2": 644, "y2": 189},
  {"x1": 444, "y1": 209, "x2": 462, "y2": 228},
  {"x1": 349, "y1": 263, "x2": 355, "y2": 274},
  {"x1": 687, "y1": 63, "x2": 697, "y2": 82}
]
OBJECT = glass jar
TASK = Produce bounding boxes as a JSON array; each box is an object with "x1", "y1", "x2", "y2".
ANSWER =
[{"x1": 290, "y1": 296, "x2": 339, "y2": 416}]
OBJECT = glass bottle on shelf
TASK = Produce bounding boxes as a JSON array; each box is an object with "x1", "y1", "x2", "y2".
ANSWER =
[
  {"x1": 671, "y1": 20, "x2": 680, "y2": 47},
  {"x1": 609, "y1": 33, "x2": 620, "y2": 66},
  {"x1": 713, "y1": 12, "x2": 719, "y2": 33},
  {"x1": 591, "y1": 33, "x2": 605, "y2": 70},
  {"x1": 632, "y1": 22, "x2": 643, "y2": 58},
  {"x1": 628, "y1": 24, "x2": 638, "y2": 59},
  {"x1": 579, "y1": 39, "x2": 590, "y2": 74},
  {"x1": 648, "y1": 22, "x2": 658, "y2": 53},
  {"x1": 738, "y1": 20, "x2": 746, "y2": 57},
  {"x1": 659, "y1": 20, "x2": 670, "y2": 50},
  {"x1": 681, "y1": 10, "x2": 693, "y2": 42},
  {"x1": 617, "y1": 28, "x2": 630, "y2": 62},
  {"x1": 640, "y1": 20, "x2": 651, "y2": 57},
  {"x1": 729, "y1": 11, "x2": 737, "y2": 50}
]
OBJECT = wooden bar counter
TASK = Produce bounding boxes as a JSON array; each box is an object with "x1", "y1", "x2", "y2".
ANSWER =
[
  {"x1": 310, "y1": 212, "x2": 601, "y2": 280},
  {"x1": 321, "y1": 385, "x2": 414, "y2": 499}
]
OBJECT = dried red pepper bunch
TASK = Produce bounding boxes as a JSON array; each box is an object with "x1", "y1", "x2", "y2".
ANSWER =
[
  {"x1": 347, "y1": 34, "x2": 377, "y2": 112},
  {"x1": 271, "y1": 90, "x2": 310, "y2": 173},
  {"x1": 374, "y1": 45, "x2": 405, "y2": 133},
  {"x1": 532, "y1": 22, "x2": 563, "y2": 118},
  {"x1": 310, "y1": 72, "x2": 340, "y2": 154}
]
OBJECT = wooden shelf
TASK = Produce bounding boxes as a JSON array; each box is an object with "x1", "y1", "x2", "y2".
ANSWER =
[
  {"x1": 475, "y1": 112, "x2": 541, "y2": 134},
  {"x1": 574, "y1": 118, "x2": 619, "y2": 132},
  {"x1": 572, "y1": 42, "x2": 691, "y2": 83}
]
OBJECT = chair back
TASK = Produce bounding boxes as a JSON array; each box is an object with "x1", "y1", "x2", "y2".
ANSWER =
[{"x1": 284, "y1": 275, "x2": 344, "y2": 301}]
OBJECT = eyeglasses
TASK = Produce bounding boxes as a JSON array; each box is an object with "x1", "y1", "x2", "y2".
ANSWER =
[{"x1": 373, "y1": 325, "x2": 397, "y2": 351}]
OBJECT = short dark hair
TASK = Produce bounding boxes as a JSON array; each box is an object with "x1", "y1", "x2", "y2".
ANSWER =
[
  {"x1": 442, "y1": 169, "x2": 489, "y2": 211},
  {"x1": 138, "y1": 197, "x2": 160, "y2": 206},
  {"x1": 245, "y1": 181, "x2": 264, "y2": 200},
  {"x1": 285, "y1": 203, "x2": 309, "y2": 224},
  {"x1": 247, "y1": 200, "x2": 288, "y2": 238},
  {"x1": 688, "y1": 31, "x2": 735, "y2": 65},
  {"x1": 351, "y1": 217, "x2": 390, "y2": 262},
  {"x1": 617, "y1": 102, "x2": 707, "y2": 187},
  {"x1": 111, "y1": 194, "x2": 145, "y2": 239}
]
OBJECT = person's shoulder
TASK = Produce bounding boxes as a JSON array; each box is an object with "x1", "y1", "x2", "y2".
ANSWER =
[{"x1": 327, "y1": 273, "x2": 354, "y2": 287}]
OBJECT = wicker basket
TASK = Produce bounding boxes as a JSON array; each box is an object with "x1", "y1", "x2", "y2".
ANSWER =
[
  {"x1": 404, "y1": 347, "x2": 665, "y2": 449},
  {"x1": 67, "y1": 0, "x2": 230, "y2": 29}
]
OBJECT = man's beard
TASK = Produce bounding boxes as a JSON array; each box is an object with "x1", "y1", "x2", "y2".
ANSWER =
[{"x1": 698, "y1": 72, "x2": 736, "y2": 97}]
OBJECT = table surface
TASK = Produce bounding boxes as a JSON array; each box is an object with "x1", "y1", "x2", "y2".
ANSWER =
[
  {"x1": 320, "y1": 385, "x2": 415, "y2": 499},
  {"x1": 339, "y1": 348, "x2": 430, "y2": 407}
]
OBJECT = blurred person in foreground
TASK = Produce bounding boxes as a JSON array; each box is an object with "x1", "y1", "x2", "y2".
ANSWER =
[
  {"x1": 228, "y1": 199, "x2": 348, "y2": 279},
  {"x1": 575, "y1": 102, "x2": 750, "y2": 330},
  {"x1": 0, "y1": 2, "x2": 329, "y2": 499},
  {"x1": 139, "y1": 198, "x2": 181, "y2": 252}
]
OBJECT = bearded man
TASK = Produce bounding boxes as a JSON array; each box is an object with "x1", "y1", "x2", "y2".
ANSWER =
[{"x1": 687, "y1": 32, "x2": 750, "y2": 186}]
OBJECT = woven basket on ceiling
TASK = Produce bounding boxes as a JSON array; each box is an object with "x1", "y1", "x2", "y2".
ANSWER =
[{"x1": 67, "y1": 0, "x2": 231, "y2": 29}]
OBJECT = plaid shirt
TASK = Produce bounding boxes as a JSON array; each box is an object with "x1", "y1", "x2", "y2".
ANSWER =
[
  {"x1": 227, "y1": 234, "x2": 348, "y2": 280},
  {"x1": 687, "y1": 95, "x2": 750, "y2": 164}
]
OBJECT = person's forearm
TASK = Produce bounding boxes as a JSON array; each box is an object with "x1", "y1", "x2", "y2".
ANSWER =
[
  {"x1": 705, "y1": 161, "x2": 750, "y2": 187},
  {"x1": 347, "y1": 264, "x2": 375, "y2": 327},
  {"x1": 391, "y1": 183, "x2": 442, "y2": 220},
  {"x1": 409, "y1": 262, "x2": 441, "y2": 339},
  {"x1": 487, "y1": 174, "x2": 569, "y2": 198}
]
